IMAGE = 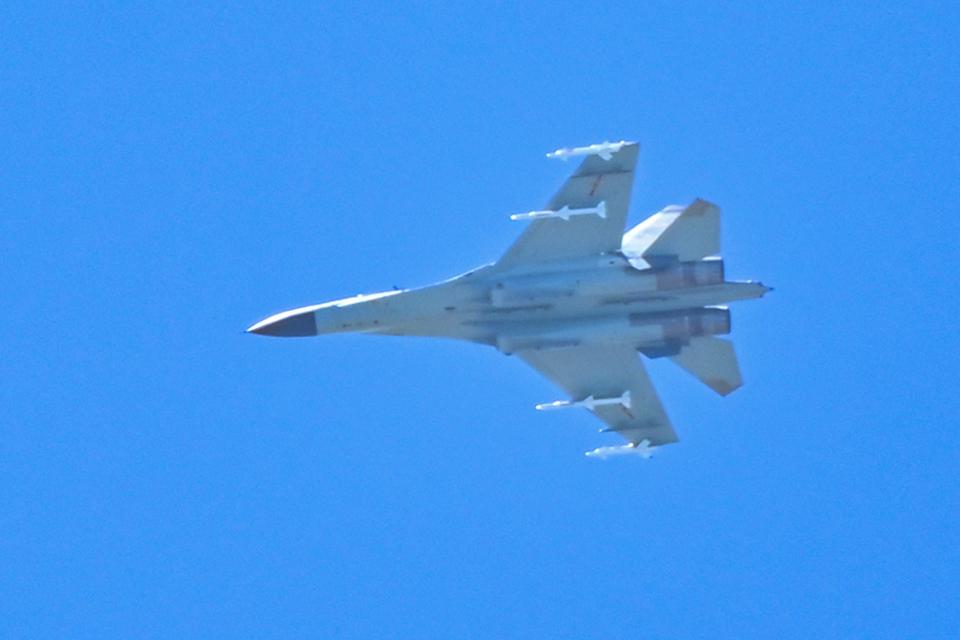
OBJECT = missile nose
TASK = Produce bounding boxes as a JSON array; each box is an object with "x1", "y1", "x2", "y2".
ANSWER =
[{"x1": 246, "y1": 309, "x2": 318, "y2": 337}]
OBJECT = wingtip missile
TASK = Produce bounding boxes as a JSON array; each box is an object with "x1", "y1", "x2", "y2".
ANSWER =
[
  {"x1": 546, "y1": 140, "x2": 633, "y2": 161},
  {"x1": 585, "y1": 439, "x2": 656, "y2": 460}
]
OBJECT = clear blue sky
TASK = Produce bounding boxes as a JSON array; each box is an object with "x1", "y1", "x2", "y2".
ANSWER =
[{"x1": 2, "y1": 3, "x2": 958, "y2": 638}]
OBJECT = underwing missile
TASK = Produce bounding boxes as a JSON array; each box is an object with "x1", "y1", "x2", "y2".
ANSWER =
[
  {"x1": 585, "y1": 439, "x2": 656, "y2": 460},
  {"x1": 536, "y1": 390, "x2": 631, "y2": 412},
  {"x1": 546, "y1": 140, "x2": 631, "y2": 161},
  {"x1": 510, "y1": 201, "x2": 606, "y2": 222}
]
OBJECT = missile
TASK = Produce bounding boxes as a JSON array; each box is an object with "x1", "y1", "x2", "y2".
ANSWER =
[
  {"x1": 546, "y1": 140, "x2": 631, "y2": 161},
  {"x1": 536, "y1": 390, "x2": 631, "y2": 412},
  {"x1": 510, "y1": 201, "x2": 606, "y2": 222},
  {"x1": 585, "y1": 439, "x2": 656, "y2": 460}
]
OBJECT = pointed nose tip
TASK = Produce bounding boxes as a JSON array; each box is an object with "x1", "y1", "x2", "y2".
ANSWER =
[{"x1": 246, "y1": 310, "x2": 318, "y2": 337}]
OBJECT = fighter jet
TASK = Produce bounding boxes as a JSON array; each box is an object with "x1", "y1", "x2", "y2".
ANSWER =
[{"x1": 248, "y1": 142, "x2": 769, "y2": 457}]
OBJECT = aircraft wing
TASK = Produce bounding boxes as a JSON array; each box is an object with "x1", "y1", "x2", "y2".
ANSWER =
[
  {"x1": 518, "y1": 344, "x2": 678, "y2": 447},
  {"x1": 496, "y1": 142, "x2": 640, "y2": 269}
]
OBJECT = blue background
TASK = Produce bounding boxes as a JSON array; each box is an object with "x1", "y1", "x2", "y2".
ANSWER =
[{"x1": 3, "y1": 3, "x2": 958, "y2": 638}]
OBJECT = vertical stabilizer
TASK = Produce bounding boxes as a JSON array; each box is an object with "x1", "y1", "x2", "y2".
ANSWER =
[{"x1": 622, "y1": 198, "x2": 721, "y2": 264}]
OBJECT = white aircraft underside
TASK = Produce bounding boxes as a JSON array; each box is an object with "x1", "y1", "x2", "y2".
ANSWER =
[{"x1": 248, "y1": 142, "x2": 770, "y2": 457}]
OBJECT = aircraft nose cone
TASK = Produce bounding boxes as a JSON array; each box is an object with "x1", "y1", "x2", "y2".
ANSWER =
[{"x1": 246, "y1": 309, "x2": 318, "y2": 337}]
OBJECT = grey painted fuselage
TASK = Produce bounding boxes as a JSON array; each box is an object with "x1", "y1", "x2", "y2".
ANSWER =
[{"x1": 248, "y1": 254, "x2": 768, "y2": 356}]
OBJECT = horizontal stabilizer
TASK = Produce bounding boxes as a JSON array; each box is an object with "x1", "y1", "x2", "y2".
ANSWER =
[
  {"x1": 622, "y1": 198, "x2": 720, "y2": 264},
  {"x1": 669, "y1": 336, "x2": 742, "y2": 396}
]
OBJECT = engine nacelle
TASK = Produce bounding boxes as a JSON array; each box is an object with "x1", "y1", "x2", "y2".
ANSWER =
[
  {"x1": 489, "y1": 258, "x2": 725, "y2": 308},
  {"x1": 650, "y1": 258, "x2": 724, "y2": 290},
  {"x1": 633, "y1": 307, "x2": 731, "y2": 358},
  {"x1": 495, "y1": 307, "x2": 730, "y2": 353},
  {"x1": 631, "y1": 306, "x2": 730, "y2": 339}
]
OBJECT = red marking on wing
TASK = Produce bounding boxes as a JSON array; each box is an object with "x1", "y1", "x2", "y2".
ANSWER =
[{"x1": 589, "y1": 175, "x2": 604, "y2": 196}]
